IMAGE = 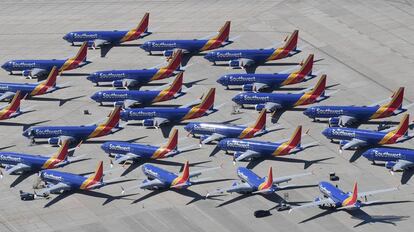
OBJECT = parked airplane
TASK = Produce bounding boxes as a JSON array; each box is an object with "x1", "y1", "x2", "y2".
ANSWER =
[
  {"x1": 217, "y1": 126, "x2": 316, "y2": 163},
  {"x1": 0, "y1": 91, "x2": 28, "y2": 121},
  {"x1": 184, "y1": 109, "x2": 274, "y2": 145},
  {"x1": 304, "y1": 87, "x2": 408, "y2": 127},
  {"x1": 0, "y1": 140, "x2": 78, "y2": 177},
  {"x1": 1, "y1": 42, "x2": 89, "y2": 78},
  {"x1": 63, "y1": 13, "x2": 151, "y2": 48},
  {"x1": 0, "y1": 67, "x2": 62, "y2": 101},
  {"x1": 289, "y1": 182, "x2": 397, "y2": 216},
  {"x1": 22, "y1": 106, "x2": 122, "y2": 146},
  {"x1": 86, "y1": 49, "x2": 182, "y2": 88},
  {"x1": 362, "y1": 148, "x2": 414, "y2": 173},
  {"x1": 322, "y1": 114, "x2": 411, "y2": 151},
  {"x1": 120, "y1": 88, "x2": 217, "y2": 128},
  {"x1": 101, "y1": 129, "x2": 196, "y2": 165},
  {"x1": 206, "y1": 167, "x2": 311, "y2": 198},
  {"x1": 140, "y1": 21, "x2": 231, "y2": 60},
  {"x1": 232, "y1": 75, "x2": 327, "y2": 112},
  {"x1": 216, "y1": 54, "x2": 314, "y2": 91},
  {"x1": 204, "y1": 30, "x2": 300, "y2": 73},
  {"x1": 90, "y1": 72, "x2": 184, "y2": 108}
]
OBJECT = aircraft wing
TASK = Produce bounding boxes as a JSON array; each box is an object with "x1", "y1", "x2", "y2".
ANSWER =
[
  {"x1": 114, "y1": 153, "x2": 141, "y2": 164},
  {"x1": 392, "y1": 159, "x2": 414, "y2": 171},
  {"x1": 234, "y1": 150, "x2": 261, "y2": 162},
  {"x1": 3, "y1": 163, "x2": 32, "y2": 175},
  {"x1": 35, "y1": 182, "x2": 72, "y2": 197},
  {"x1": 123, "y1": 99, "x2": 139, "y2": 109},
  {"x1": 341, "y1": 138, "x2": 367, "y2": 150},
  {"x1": 200, "y1": 133, "x2": 226, "y2": 144},
  {"x1": 206, "y1": 182, "x2": 252, "y2": 197},
  {"x1": 139, "y1": 178, "x2": 164, "y2": 189},
  {"x1": 264, "y1": 102, "x2": 282, "y2": 112},
  {"x1": 358, "y1": 187, "x2": 398, "y2": 199},
  {"x1": 122, "y1": 79, "x2": 139, "y2": 89},
  {"x1": 289, "y1": 198, "x2": 335, "y2": 213},
  {"x1": 0, "y1": 91, "x2": 16, "y2": 102},
  {"x1": 189, "y1": 166, "x2": 221, "y2": 178},
  {"x1": 152, "y1": 117, "x2": 170, "y2": 127},
  {"x1": 30, "y1": 68, "x2": 48, "y2": 78},
  {"x1": 338, "y1": 115, "x2": 357, "y2": 127},
  {"x1": 93, "y1": 39, "x2": 110, "y2": 47},
  {"x1": 273, "y1": 172, "x2": 312, "y2": 185},
  {"x1": 252, "y1": 82, "x2": 269, "y2": 92}
]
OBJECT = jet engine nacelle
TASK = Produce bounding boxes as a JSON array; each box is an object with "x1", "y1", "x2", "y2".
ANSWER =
[
  {"x1": 48, "y1": 137, "x2": 60, "y2": 145},
  {"x1": 142, "y1": 119, "x2": 155, "y2": 127},
  {"x1": 328, "y1": 117, "x2": 340, "y2": 127},
  {"x1": 114, "y1": 101, "x2": 124, "y2": 107},
  {"x1": 163, "y1": 50, "x2": 174, "y2": 58},
  {"x1": 22, "y1": 70, "x2": 31, "y2": 77},
  {"x1": 233, "y1": 151, "x2": 244, "y2": 160},
  {"x1": 199, "y1": 135, "x2": 210, "y2": 143},
  {"x1": 112, "y1": 80, "x2": 123, "y2": 88},
  {"x1": 242, "y1": 84, "x2": 253, "y2": 92},
  {"x1": 229, "y1": 59, "x2": 252, "y2": 68},
  {"x1": 255, "y1": 104, "x2": 266, "y2": 112},
  {"x1": 86, "y1": 40, "x2": 95, "y2": 48},
  {"x1": 385, "y1": 161, "x2": 396, "y2": 170},
  {"x1": 339, "y1": 140, "x2": 350, "y2": 146}
]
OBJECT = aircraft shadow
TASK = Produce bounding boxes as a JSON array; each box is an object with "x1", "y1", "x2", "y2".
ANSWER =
[
  {"x1": 243, "y1": 154, "x2": 333, "y2": 170},
  {"x1": 10, "y1": 172, "x2": 34, "y2": 187},
  {"x1": 0, "y1": 120, "x2": 50, "y2": 131},
  {"x1": 0, "y1": 145, "x2": 16, "y2": 151},
  {"x1": 121, "y1": 160, "x2": 211, "y2": 177}
]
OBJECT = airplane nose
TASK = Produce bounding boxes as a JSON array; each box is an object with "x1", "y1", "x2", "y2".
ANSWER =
[
  {"x1": 90, "y1": 92, "x2": 101, "y2": 102},
  {"x1": 140, "y1": 43, "x2": 149, "y2": 51},
  {"x1": 231, "y1": 94, "x2": 243, "y2": 104},
  {"x1": 184, "y1": 123, "x2": 193, "y2": 132},
  {"x1": 216, "y1": 76, "x2": 227, "y2": 85},
  {"x1": 217, "y1": 140, "x2": 226, "y2": 149},
  {"x1": 120, "y1": 110, "x2": 128, "y2": 121},
  {"x1": 22, "y1": 129, "x2": 31, "y2": 138},
  {"x1": 321, "y1": 128, "x2": 331, "y2": 138},
  {"x1": 204, "y1": 53, "x2": 213, "y2": 61},
  {"x1": 62, "y1": 34, "x2": 68, "y2": 41},
  {"x1": 86, "y1": 73, "x2": 96, "y2": 82},
  {"x1": 303, "y1": 108, "x2": 313, "y2": 117},
  {"x1": 1, "y1": 62, "x2": 9, "y2": 71},
  {"x1": 100, "y1": 143, "x2": 110, "y2": 152}
]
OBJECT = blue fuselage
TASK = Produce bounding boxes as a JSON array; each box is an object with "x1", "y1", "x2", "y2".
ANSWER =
[
  {"x1": 237, "y1": 167, "x2": 267, "y2": 191},
  {"x1": 101, "y1": 141, "x2": 163, "y2": 158},
  {"x1": 91, "y1": 90, "x2": 161, "y2": 105},
  {"x1": 362, "y1": 148, "x2": 414, "y2": 162},
  {"x1": 140, "y1": 40, "x2": 210, "y2": 53},
  {"x1": 0, "y1": 82, "x2": 39, "y2": 94},
  {"x1": 304, "y1": 106, "x2": 380, "y2": 121},
  {"x1": 232, "y1": 92, "x2": 302, "y2": 107},
  {"x1": 322, "y1": 127, "x2": 386, "y2": 144},
  {"x1": 22, "y1": 126, "x2": 96, "y2": 140},
  {"x1": 217, "y1": 73, "x2": 291, "y2": 88},
  {"x1": 141, "y1": 164, "x2": 179, "y2": 187},
  {"x1": 204, "y1": 49, "x2": 275, "y2": 63},
  {"x1": 86, "y1": 69, "x2": 159, "y2": 84},
  {"x1": 218, "y1": 138, "x2": 280, "y2": 157},
  {"x1": 1, "y1": 60, "x2": 66, "y2": 73},
  {"x1": 318, "y1": 181, "x2": 351, "y2": 207},
  {"x1": 0, "y1": 152, "x2": 55, "y2": 170},
  {"x1": 121, "y1": 108, "x2": 192, "y2": 122},
  {"x1": 40, "y1": 169, "x2": 90, "y2": 189},
  {"x1": 184, "y1": 122, "x2": 247, "y2": 138},
  {"x1": 63, "y1": 31, "x2": 130, "y2": 44}
]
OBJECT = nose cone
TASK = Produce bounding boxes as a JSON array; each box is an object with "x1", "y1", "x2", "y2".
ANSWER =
[
  {"x1": 100, "y1": 142, "x2": 110, "y2": 152},
  {"x1": 140, "y1": 42, "x2": 150, "y2": 51},
  {"x1": 218, "y1": 140, "x2": 227, "y2": 149},
  {"x1": 216, "y1": 75, "x2": 228, "y2": 85},
  {"x1": 321, "y1": 128, "x2": 331, "y2": 138},
  {"x1": 90, "y1": 92, "x2": 102, "y2": 102},
  {"x1": 22, "y1": 128, "x2": 31, "y2": 138},
  {"x1": 62, "y1": 33, "x2": 69, "y2": 41},
  {"x1": 303, "y1": 107, "x2": 314, "y2": 117},
  {"x1": 1, "y1": 62, "x2": 10, "y2": 71},
  {"x1": 362, "y1": 149, "x2": 375, "y2": 161},
  {"x1": 204, "y1": 52, "x2": 214, "y2": 61},
  {"x1": 86, "y1": 73, "x2": 97, "y2": 82},
  {"x1": 231, "y1": 94, "x2": 243, "y2": 104}
]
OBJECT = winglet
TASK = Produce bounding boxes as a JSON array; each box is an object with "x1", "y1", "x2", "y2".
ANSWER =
[
  {"x1": 282, "y1": 30, "x2": 299, "y2": 52},
  {"x1": 164, "y1": 128, "x2": 178, "y2": 150},
  {"x1": 73, "y1": 42, "x2": 88, "y2": 63},
  {"x1": 249, "y1": 109, "x2": 266, "y2": 131}
]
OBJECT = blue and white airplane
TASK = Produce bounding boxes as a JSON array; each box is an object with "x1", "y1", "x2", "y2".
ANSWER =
[
  {"x1": 140, "y1": 21, "x2": 232, "y2": 59},
  {"x1": 304, "y1": 87, "x2": 408, "y2": 127},
  {"x1": 362, "y1": 148, "x2": 414, "y2": 173},
  {"x1": 22, "y1": 106, "x2": 122, "y2": 146},
  {"x1": 1, "y1": 42, "x2": 89, "y2": 78},
  {"x1": 232, "y1": 75, "x2": 327, "y2": 112},
  {"x1": 206, "y1": 167, "x2": 311, "y2": 198},
  {"x1": 217, "y1": 126, "x2": 316, "y2": 163},
  {"x1": 90, "y1": 72, "x2": 184, "y2": 108},
  {"x1": 0, "y1": 66, "x2": 62, "y2": 101},
  {"x1": 204, "y1": 30, "x2": 300, "y2": 73},
  {"x1": 86, "y1": 49, "x2": 182, "y2": 88},
  {"x1": 0, "y1": 141, "x2": 78, "y2": 177},
  {"x1": 101, "y1": 129, "x2": 196, "y2": 165},
  {"x1": 184, "y1": 109, "x2": 270, "y2": 144},
  {"x1": 322, "y1": 114, "x2": 411, "y2": 151},
  {"x1": 120, "y1": 88, "x2": 217, "y2": 128},
  {"x1": 216, "y1": 54, "x2": 314, "y2": 91},
  {"x1": 63, "y1": 13, "x2": 150, "y2": 50},
  {"x1": 290, "y1": 182, "x2": 397, "y2": 215}
]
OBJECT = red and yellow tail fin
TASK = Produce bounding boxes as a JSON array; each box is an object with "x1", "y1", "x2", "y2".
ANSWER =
[
  {"x1": 249, "y1": 109, "x2": 266, "y2": 131},
  {"x1": 286, "y1": 126, "x2": 302, "y2": 148},
  {"x1": 165, "y1": 72, "x2": 183, "y2": 94},
  {"x1": 164, "y1": 129, "x2": 178, "y2": 151},
  {"x1": 212, "y1": 21, "x2": 231, "y2": 42},
  {"x1": 165, "y1": 49, "x2": 182, "y2": 71},
  {"x1": 91, "y1": 161, "x2": 104, "y2": 183},
  {"x1": 179, "y1": 161, "x2": 190, "y2": 182},
  {"x1": 5, "y1": 91, "x2": 25, "y2": 113},
  {"x1": 54, "y1": 140, "x2": 70, "y2": 161},
  {"x1": 135, "y1": 12, "x2": 149, "y2": 33},
  {"x1": 197, "y1": 88, "x2": 215, "y2": 111},
  {"x1": 383, "y1": 87, "x2": 404, "y2": 111},
  {"x1": 43, "y1": 66, "x2": 59, "y2": 88},
  {"x1": 307, "y1": 74, "x2": 326, "y2": 98},
  {"x1": 101, "y1": 106, "x2": 122, "y2": 129},
  {"x1": 343, "y1": 182, "x2": 358, "y2": 206},
  {"x1": 282, "y1": 30, "x2": 299, "y2": 52},
  {"x1": 297, "y1": 54, "x2": 314, "y2": 76},
  {"x1": 72, "y1": 42, "x2": 88, "y2": 63},
  {"x1": 259, "y1": 167, "x2": 274, "y2": 190},
  {"x1": 393, "y1": 114, "x2": 409, "y2": 137}
]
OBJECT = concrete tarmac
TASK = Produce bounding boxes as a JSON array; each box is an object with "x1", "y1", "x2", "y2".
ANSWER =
[{"x1": 0, "y1": 0, "x2": 413, "y2": 231}]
